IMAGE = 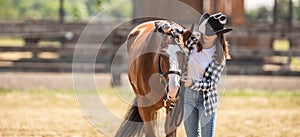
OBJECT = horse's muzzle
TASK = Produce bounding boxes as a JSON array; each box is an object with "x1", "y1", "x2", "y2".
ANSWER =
[
  {"x1": 168, "y1": 85, "x2": 179, "y2": 100},
  {"x1": 167, "y1": 74, "x2": 181, "y2": 100}
]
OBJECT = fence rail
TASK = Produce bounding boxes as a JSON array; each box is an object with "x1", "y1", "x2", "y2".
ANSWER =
[{"x1": 0, "y1": 21, "x2": 300, "y2": 77}]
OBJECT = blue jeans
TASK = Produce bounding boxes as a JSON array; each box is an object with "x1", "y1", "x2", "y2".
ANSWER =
[{"x1": 183, "y1": 89, "x2": 216, "y2": 137}]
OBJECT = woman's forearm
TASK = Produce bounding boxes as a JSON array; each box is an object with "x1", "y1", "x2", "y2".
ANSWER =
[{"x1": 189, "y1": 79, "x2": 213, "y2": 91}]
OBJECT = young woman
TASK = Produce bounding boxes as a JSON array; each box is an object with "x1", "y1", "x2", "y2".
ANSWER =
[{"x1": 181, "y1": 12, "x2": 233, "y2": 137}]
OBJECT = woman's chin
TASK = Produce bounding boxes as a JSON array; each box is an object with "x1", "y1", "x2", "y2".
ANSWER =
[{"x1": 203, "y1": 39, "x2": 210, "y2": 43}]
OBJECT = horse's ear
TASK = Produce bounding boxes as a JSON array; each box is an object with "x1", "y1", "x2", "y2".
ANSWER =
[
  {"x1": 154, "y1": 21, "x2": 160, "y2": 28},
  {"x1": 182, "y1": 24, "x2": 194, "y2": 41},
  {"x1": 155, "y1": 21, "x2": 164, "y2": 32},
  {"x1": 179, "y1": 24, "x2": 193, "y2": 40},
  {"x1": 189, "y1": 24, "x2": 194, "y2": 33}
]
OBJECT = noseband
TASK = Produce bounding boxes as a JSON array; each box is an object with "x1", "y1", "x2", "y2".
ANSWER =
[
  {"x1": 158, "y1": 54, "x2": 181, "y2": 77},
  {"x1": 158, "y1": 53, "x2": 181, "y2": 90}
]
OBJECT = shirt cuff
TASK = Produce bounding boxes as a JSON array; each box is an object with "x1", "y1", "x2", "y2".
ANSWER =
[{"x1": 189, "y1": 79, "x2": 199, "y2": 90}]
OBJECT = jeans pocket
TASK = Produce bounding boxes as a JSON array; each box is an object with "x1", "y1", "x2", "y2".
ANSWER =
[{"x1": 184, "y1": 89, "x2": 195, "y2": 104}]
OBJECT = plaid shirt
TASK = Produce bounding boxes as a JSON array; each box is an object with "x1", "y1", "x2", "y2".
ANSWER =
[{"x1": 189, "y1": 56, "x2": 225, "y2": 116}]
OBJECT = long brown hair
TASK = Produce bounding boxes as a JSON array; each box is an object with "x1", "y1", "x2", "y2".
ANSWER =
[{"x1": 197, "y1": 34, "x2": 231, "y2": 64}]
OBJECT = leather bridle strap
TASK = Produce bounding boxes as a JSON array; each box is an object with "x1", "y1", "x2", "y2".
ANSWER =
[
  {"x1": 169, "y1": 46, "x2": 193, "y2": 128},
  {"x1": 158, "y1": 53, "x2": 181, "y2": 93},
  {"x1": 155, "y1": 20, "x2": 195, "y2": 127}
]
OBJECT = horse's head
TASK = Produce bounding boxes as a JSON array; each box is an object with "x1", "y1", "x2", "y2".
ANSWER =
[{"x1": 155, "y1": 21, "x2": 201, "y2": 100}]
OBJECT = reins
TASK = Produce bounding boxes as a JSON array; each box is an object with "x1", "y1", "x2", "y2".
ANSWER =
[
  {"x1": 169, "y1": 47, "x2": 193, "y2": 127},
  {"x1": 156, "y1": 21, "x2": 185, "y2": 99},
  {"x1": 155, "y1": 20, "x2": 195, "y2": 127}
]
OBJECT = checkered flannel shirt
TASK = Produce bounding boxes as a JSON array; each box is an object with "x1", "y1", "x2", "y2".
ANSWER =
[{"x1": 189, "y1": 56, "x2": 225, "y2": 116}]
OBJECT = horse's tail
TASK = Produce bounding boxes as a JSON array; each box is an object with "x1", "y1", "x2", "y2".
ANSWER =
[{"x1": 115, "y1": 97, "x2": 144, "y2": 137}]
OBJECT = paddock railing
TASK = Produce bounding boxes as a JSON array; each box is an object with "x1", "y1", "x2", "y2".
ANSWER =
[{"x1": 0, "y1": 21, "x2": 300, "y2": 80}]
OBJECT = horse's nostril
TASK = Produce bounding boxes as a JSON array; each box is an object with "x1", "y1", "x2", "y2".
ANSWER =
[{"x1": 168, "y1": 85, "x2": 179, "y2": 98}]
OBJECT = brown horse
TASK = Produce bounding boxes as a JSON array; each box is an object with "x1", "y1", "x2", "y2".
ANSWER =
[{"x1": 116, "y1": 20, "x2": 200, "y2": 137}]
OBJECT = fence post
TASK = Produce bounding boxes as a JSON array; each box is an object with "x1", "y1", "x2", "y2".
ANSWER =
[
  {"x1": 59, "y1": 0, "x2": 65, "y2": 24},
  {"x1": 24, "y1": 38, "x2": 39, "y2": 58},
  {"x1": 111, "y1": 54, "x2": 122, "y2": 87}
]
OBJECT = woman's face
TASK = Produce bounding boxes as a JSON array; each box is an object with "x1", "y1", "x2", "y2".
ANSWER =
[{"x1": 202, "y1": 34, "x2": 217, "y2": 44}]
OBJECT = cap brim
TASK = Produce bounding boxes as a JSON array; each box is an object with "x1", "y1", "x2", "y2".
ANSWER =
[{"x1": 215, "y1": 28, "x2": 233, "y2": 35}]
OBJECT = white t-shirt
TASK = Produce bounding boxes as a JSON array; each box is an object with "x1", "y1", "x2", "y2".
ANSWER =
[{"x1": 188, "y1": 45, "x2": 216, "y2": 81}]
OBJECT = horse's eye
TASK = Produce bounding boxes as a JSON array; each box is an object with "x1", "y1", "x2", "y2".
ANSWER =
[
  {"x1": 191, "y1": 36, "x2": 196, "y2": 41},
  {"x1": 185, "y1": 40, "x2": 189, "y2": 45}
]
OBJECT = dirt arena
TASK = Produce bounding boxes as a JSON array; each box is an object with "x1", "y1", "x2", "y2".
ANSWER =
[{"x1": 0, "y1": 72, "x2": 299, "y2": 137}]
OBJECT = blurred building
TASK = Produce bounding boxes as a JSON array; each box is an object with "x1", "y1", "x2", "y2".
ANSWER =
[{"x1": 133, "y1": 0, "x2": 245, "y2": 25}]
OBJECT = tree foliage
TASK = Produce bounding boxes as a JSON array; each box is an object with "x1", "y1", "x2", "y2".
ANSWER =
[
  {"x1": 0, "y1": 0, "x2": 132, "y2": 22},
  {"x1": 246, "y1": 0, "x2": 300, "y2": 23},
  {"x1": 246, "y1": 6, "x2": 272, "y2": 23},
  {"x1": 294, "y1": 0, "x2": 300, "y2": 21}
]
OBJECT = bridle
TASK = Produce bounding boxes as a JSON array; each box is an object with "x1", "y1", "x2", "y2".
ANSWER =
[
  {"x1": 158, "y1": 53, "x2": 181, "y2": 95},
  {"x1": 155, "y1": 20, "x2": 199, "y2": 127},
  {"x1": 156, "y1": 21, "x2": 189, "y2": 99}
]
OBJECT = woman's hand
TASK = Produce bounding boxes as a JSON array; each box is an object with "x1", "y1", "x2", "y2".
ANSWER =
[{"x1": 181, "y1": 77, "x2": 193, "y2": 88}]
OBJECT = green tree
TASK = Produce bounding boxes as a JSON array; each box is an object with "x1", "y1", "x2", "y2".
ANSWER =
[
  {"x1": 0, "y1": 0, "x2": 132, "y2": 22},
  {"x1": 105, "y1": 0, "x2": 132, "y2": 20},
  {"x1": 294, "y1": 0, "x2": 300, "y2": 21},
  {"x1": 245, "y1": 0, "x2": 300, "y2": 23},
  {"x1": 0, "y1": 0, "x2": 19, "y2": 19},
  {"x1": 246, "y1": 6, "x2": 272, "y2": 23},
  {"x1": 0, "y1": 0, "x2": 58, "y2": 20},
  {"x1": 277, "y1": 0, "x2": 290, "y2": 23}
]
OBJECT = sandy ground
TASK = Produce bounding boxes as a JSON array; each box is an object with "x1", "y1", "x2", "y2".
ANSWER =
[
  {"x1": 0, "y1": 90, "x2": 299, "y2": 137},
  {"x1": 0, "y1": 91, "x2": 105, "y2": 137},
  {"x1": 0, "y1": 72, "x2": 299, "y2": 137},
  {"x1": 0, "y1": 72, "x2": 299, "y2": 91}
]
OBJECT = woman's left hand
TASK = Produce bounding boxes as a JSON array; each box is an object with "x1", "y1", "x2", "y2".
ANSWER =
[{"x1": 181, "y1": 77, "x2": 193, "y2": 88}]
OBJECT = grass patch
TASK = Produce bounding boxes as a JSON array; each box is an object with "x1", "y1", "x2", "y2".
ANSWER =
[
  {"x1": 291, "y1": 57, "x2": 300, "y2": 66},
  {"x1": 0, "y1": 88, "x2": 77, "y2": 108},
  {"x1": 0, "y1": 38, "x2": 61, "y2": 47},
  {"x1": 273, "y1": 39, "x2": 290, "y2": 51},
  {"x1": 1, "y1": 88, "x2": 299, "y2": 98},
  {"x1": 0, "y1": 38, "x2": 24, "y2": 46},
  {"x1": 0, "y1": 87, "x2": 134, "y2": 99},
  {"x1": 0, "y1": 88, "x2": 74, "y2": 96},
  {"x1": 224, "y1": 89, "x2": 300, "y2": 97},
  {"x1": 39, "y1": 41, "x2": 61, "y2": 47},
  {"x1": 97, "y1": 87, "x2": 134, "y2": 96},
  {"x1": 0, "y1": 87, "x2": 136, "y2": 100}
]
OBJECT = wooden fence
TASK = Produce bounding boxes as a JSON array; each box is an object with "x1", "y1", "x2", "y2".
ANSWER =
[
  {"x1": 227, "y1": 23, "x2": 300, "y2": 75},
  {"x1": 0, "y1": 21, "x2": 300, "y2": 78},
  {"x1": 0, "y1": 21, "x2": 121, "y2": 73}
]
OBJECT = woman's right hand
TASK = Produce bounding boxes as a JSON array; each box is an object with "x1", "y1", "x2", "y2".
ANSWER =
[{"x1": 181, "y1": 77, "x2": 193, "y2": 88}]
